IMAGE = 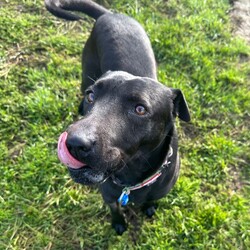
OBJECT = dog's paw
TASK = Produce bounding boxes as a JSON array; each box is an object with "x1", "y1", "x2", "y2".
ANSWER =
[
  {"x1": 142, "y1": 203, "x2": 158, "y2": 218},
  {"x1": 144, "y1": 206, "x2": 156, "y2": 218},
  {"x1": 112, "y1": 222, "x2": 127, "y2": 235}
]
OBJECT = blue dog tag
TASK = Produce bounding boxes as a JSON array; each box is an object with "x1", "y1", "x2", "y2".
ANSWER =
[
  {"x1": 121, "y1": 193, "x2": 129, "y2": 206},
  {"x1": 118, "y1": 189, "x2": 130, "y2": 206}
]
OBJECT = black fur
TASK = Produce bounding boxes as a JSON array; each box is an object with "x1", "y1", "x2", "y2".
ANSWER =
[{"x1": 45, "y1": 0, "x2": 190, "y2": 235}]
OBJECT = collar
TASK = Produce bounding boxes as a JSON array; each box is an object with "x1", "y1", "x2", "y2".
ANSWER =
[{"x1": 116, "y1": 146, "x2": 173, "y2": 206}]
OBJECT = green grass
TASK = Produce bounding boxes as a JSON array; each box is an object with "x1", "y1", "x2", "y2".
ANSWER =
[{"x1": 0, "y1": 0, "x2": 249, "y2": 249}]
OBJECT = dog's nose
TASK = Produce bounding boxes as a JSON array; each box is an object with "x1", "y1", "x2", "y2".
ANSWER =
[{"x1": 66, "y1": 134, "x2": 96, "y2": 159}]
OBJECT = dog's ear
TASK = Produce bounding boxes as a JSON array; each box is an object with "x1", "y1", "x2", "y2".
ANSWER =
[{"x1": 171, "y1": 88, "x2": 191, "y2": 122}]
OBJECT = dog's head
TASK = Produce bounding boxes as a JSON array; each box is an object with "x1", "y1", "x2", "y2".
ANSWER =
[{"x1": 58, "y1": 71, "x2": 190, "y2": 184}]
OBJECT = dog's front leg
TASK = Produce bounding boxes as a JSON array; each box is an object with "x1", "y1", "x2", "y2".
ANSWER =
[{"x1": 109, "y1": 202, "x2": 127, "y2": 235}]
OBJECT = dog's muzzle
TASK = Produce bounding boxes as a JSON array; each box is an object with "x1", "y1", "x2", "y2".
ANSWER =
[{"x1": 57, "y1": 131, "x2": 108, "y2": 185}]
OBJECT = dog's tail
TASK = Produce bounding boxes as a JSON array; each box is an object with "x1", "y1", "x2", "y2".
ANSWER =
[{"x1": 44, "y1": 0, "x2": 111, "y2": 21}]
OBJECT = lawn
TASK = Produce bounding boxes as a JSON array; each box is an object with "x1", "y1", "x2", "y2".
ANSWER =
[{"x1": 0, "y1": 0, "x2": 249, "y2": 249}]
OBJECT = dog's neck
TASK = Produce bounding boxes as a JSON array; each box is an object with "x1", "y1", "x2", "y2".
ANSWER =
[{"x1": 112, "y1": 126, "x2": 176, "y2": 186}]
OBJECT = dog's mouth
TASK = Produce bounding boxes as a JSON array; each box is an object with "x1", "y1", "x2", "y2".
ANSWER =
[
  {"x1": 57, "y1": 131, "x2": 108, "y2": 185},
  {"x1": 58, "y1": 131, "x2": 86, "y2": 169}
]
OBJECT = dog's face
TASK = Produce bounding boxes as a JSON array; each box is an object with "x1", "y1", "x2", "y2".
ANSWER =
[{"x1": 58, "y1": 71, "x2": 190, "y2": 184}]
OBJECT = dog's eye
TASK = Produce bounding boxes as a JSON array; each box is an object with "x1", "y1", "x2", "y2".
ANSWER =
[
  {"x1": 135, "y1": 105, "x2": 146, "y2": 115},
  {"x1": 86, "y1": 92, "x2": 95, "y2": 103}
]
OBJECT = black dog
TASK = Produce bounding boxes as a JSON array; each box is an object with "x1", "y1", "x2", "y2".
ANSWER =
[{"x1": 45, "y1": 0, "x2": 190, "y2": 235}]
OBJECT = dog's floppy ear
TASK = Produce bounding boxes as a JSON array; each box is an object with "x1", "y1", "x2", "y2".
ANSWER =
[{"x1": 171, "y1": 88, "x2": 191, "y2": 122}]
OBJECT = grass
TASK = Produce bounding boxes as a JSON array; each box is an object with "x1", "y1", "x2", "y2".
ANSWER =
[{"x1": 0, "y1": 0, "x2": 249, "y2": 249}]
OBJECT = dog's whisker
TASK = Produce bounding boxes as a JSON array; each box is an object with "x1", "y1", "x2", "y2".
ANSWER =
[
  {"x1": 87, "y1": 75, "x2": 96, "y2": 83},
  {"x1": 138, "y1": 154, "x2": 154, "y2": 169}
]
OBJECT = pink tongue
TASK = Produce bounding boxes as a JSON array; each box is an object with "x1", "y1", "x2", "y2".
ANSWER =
[{"x1": 57, "y1": 131, "x2": 86, "y2": 169}]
